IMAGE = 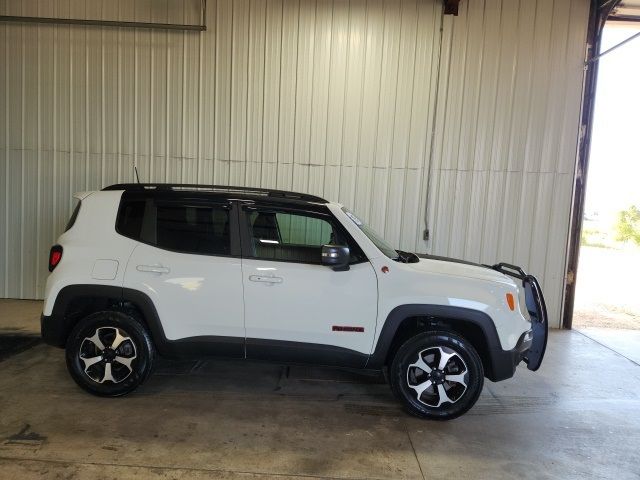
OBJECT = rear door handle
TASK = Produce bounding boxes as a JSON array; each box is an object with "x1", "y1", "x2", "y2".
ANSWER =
[
  {"x1": 137, "y1": 264, "x2": 170, "y2": 274},
  {"x1": 248, "y1": 275, "x2": 283, "y2": 284}
]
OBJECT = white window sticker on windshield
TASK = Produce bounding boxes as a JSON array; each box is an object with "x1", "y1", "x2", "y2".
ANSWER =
[{"x1": 345, "y1": 211, "x2": 363, "y2": 226}]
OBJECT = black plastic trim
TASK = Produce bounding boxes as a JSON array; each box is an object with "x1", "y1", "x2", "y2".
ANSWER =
[
  {"x1": 155, "y1": 336, "x2": 245, "y2": 359},
  {"x1": 42, "y1": 284, "x2": 368, "y2": 366},
  {"x1": 119, "y1": 287, "x2": 245, "y2": 358},
  {"x1": 104, "y1": 183, "x2": 328, "y2": 204},
  {"x1": 42, "y1": 284, "x2": 121, "y2": 347},
  {"x1": 65, "y1": 201, "x2": 81, "y2": 232},
  {"x1": 490, "y1": 263, "x2": 549, "y2": 371},
  {"x1": 41, "y1": 285, "x2": 244, "y2": 358},
  {"x1": 367, "y1": 304, "x2": 521, "y2": 382},
  {"x1": 417, "y1": 253, "x2": 487, "y2": 268},
  {"x1": 246, "y1": 338, "x2": 369, "y2": 368},
  {"x1": 42, "y1": 286, "x2": 534, "y2": 379}
]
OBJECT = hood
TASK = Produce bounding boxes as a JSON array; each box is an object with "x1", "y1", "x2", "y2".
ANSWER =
[{"x1": 410, "y1": 254, "x2": 516, "y2": 286}]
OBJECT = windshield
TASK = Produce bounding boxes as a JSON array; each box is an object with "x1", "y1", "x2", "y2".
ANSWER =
[{"x1": 342, "y1": 208, "x2": 399, "y2": 260}]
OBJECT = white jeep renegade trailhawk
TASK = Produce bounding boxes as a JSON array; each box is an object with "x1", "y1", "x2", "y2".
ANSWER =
[{"x1": 42, "y1": 184, "x2": 548, "y2": 420}]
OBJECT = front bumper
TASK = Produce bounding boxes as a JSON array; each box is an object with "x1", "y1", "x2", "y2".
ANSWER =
[
  {"x1": 486, "y1": 329, "x2": 531, "y2": 381},
  {"x1": 491, "y1": 263, "x2": 549, "y2": 372}
]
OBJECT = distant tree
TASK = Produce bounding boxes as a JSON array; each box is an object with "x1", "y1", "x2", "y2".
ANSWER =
[{"x1": 616, "y1": 205, "x2": 640, "y2": 246}]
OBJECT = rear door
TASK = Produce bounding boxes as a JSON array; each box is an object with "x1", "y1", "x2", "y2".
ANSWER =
[
  {"x1": 121, "y1": 195, "x2": 245, "y2": 357},
  {"x1": 240, "y1": 204, "x2": 378, "y2": 367}
]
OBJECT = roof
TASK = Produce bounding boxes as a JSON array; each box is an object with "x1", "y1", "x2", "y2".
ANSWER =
[{"x1": 102, "y1": 183, "x2": 329, "y2": 205}]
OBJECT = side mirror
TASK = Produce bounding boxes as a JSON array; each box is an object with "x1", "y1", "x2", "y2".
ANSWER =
[{"x1": 321, "y1": 244, "x2": 350, "y2": 271}]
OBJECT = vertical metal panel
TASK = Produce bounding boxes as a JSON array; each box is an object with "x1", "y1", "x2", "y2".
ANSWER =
[
  {"x1": 245, "y1": 0, "x2": 267, "y2": 187},
  {"x1": 426, "y1": 0, "x2": 590, "y2": 326},
  {"x1": 0, "y1": 0, "x2": 589, "y2": 328},
  {"x1": 0, "y1": 0, "x2": 443, "y2": 299}
]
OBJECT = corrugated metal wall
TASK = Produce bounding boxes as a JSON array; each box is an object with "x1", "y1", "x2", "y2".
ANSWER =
[
  {"x1": 426, "y1": 0, "x2": 589, "y2": 325},
  {"x1": 0, "y1": 0, "x2": 590, "y2": 327},
  {"x1": 0, "y1": 0, "x2": 442, "y2": 299}
]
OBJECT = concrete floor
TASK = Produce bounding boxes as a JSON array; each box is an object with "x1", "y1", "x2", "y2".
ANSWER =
[
  {"x1": 0, "y1": 299, "x2": 41, "y2": 334},
  {"x1": 578, "y1": 327, "x2": 640, "y2": 366},
  {"x1": 0, "y1": 301, "x2": 639, "y2": 479}
]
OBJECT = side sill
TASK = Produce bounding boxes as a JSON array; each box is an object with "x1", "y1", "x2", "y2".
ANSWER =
[{"x1": 246, "y1": 338, "x2": 369, "y2": 369}]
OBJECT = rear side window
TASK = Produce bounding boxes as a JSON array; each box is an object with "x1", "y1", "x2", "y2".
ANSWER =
[
  {"x1": 65, "y1": 201, "x2": 82, "y2": 232},
  {"x1": 156, "y1": 205, "x2": 230, "y2": 256},
  {"x1": 116, "y1": 196, "x2": 231, "y2": 257}
]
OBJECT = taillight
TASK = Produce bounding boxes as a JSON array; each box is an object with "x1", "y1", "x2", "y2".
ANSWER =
[{"x1": 49, "y1": 245, "x2": 63, "y2": 272}]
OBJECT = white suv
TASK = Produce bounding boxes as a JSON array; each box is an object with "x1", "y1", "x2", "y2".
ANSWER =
[{"x1": 41, "y1": 184, "x2": 547, "y2": 420}]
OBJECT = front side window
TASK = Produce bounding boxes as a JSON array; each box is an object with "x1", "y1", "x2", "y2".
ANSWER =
[
  {"x1": 156, "y1": 204, "x2": 230, "y2": 256},
  {"x1": 248, "y1": 210, "x2": 354, "y2": 264}
]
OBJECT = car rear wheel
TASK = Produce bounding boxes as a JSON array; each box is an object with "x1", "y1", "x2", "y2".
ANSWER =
[
  {"x1": 389, "y1": 331, "x2": 484, "y2": 420},
  {"x1": 65, "y1": 311, "x2": 155, "y2": 396}
]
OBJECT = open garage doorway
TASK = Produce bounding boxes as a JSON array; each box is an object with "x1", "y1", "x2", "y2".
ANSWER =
[{"x1": 572, "y1": 20, "x2": 640, "y2": 362}]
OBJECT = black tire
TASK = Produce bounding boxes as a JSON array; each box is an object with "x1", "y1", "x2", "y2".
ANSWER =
[
  {"x1": 65, "y1": 311, "x2": 155, "y2": 397},
  {"x1": 389, "y1": 331, "x2": 484, "y2": 420}
]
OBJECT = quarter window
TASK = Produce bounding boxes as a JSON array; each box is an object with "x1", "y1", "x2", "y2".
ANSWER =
[{"x1": 116, "y1": 200, "x2": 145, "y2": 239}]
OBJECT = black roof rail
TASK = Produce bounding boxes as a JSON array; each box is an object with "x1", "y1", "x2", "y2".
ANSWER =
[{"x1": 102, "y1": 183, "x2": 328, "y2": 203}]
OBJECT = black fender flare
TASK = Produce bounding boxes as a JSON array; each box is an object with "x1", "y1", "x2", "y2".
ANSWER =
[
  {"x1": 43, "y1": 284, "x2": 122, "y2": 347},
  {"x1": 42, "y1": 284, "x2": 165, "y2": 349},
  {"x1": 366, "y1": 304, "x2": 517, "y2": 381},
  {"x1": 41, "y1": 284, "x2": 243, "y2": 358}
]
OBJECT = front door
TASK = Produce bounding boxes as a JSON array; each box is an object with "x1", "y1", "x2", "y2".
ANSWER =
[
  {"x1": 240, "y1": 205, "x2": 378, "y2": 367},
  {"x1": 123, "y1": 198, "x2": 244, "y2": 357}
]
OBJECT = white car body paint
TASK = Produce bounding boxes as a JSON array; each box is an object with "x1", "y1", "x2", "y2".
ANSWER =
[
  {"x1": 45, "y1": 190, "x2": 532, "y2": 355},
  {"x1": 91, "y1": 260, "x2": 119, "y2": 280},
  {"x1": 242, "y1": 258, "x2": 378, "y2": 354},
  {"x1": 327, "y1": 204, "x2": 530, "y2": 351},
  {"x1": 124, "y1": 242, "x2": 245, "y2": 340},
  {"x1": 43, "y1": 191, "x2": 136, "y2": 316}
]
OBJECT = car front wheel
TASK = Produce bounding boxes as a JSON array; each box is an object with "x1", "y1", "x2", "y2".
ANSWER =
[
  {"x1": 65, "y1": 311, "x2": 155, "y2": 396},
  {"x1": 389, "y1": 331, "x2": 484, "y2": 420}
]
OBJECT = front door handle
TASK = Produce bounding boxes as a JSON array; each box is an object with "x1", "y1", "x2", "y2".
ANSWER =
[
  {"x1": 248, "y1": 275, "x2": 283, "y2": 284},
  {"x1": 137, "y1": 264, "x2": 170, "y2": 274}
]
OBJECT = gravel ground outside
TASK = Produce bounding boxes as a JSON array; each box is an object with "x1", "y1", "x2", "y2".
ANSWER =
[{"x1": 573, "y1": 246, "x2": 640, "y2": 330}]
